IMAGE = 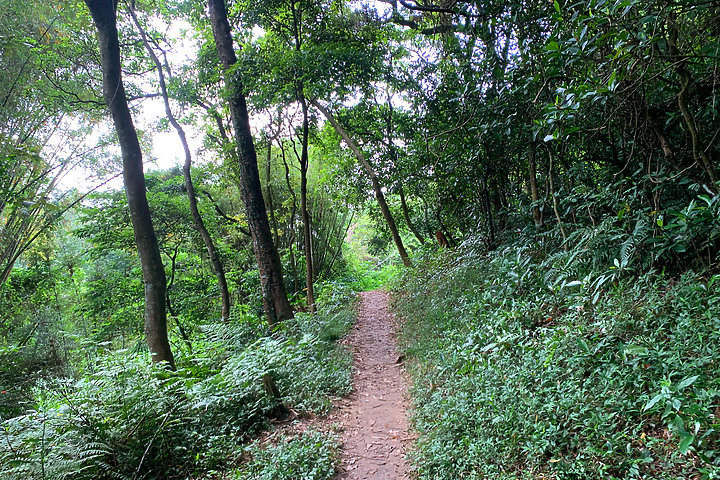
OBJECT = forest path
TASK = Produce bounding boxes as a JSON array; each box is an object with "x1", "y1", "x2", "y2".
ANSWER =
[{"x1": 330, "y1": 290, "x2": 411, "y2": 479}]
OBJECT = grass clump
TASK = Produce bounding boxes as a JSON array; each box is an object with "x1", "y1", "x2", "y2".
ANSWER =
[{"x1": 393, "y1": 238, "x2": 720, "y2": 480}]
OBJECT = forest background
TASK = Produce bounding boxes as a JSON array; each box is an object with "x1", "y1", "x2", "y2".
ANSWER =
[{"x1": 1, "y1": 0, "x2": 719, "y2": 478}]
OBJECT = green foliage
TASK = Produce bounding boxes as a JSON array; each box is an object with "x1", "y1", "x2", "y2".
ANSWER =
[
  {"x1": 0, "y1": 292, "x2": 355, "y2": 479},
  {"x1": 343, "y1": 256, "x2": 401, "y2": 292},
  {"x1": 393, "y1": 237, "x2": 720, "y2": 479},
  {"x1": 4, "y1": 1, "x2": 720, "y2": 479},
  {"x1": 232, "y1": 430, "x2": 341, "y2": 480},
  {"x1": 340, "y1": 213, "x2": 406, "y2": 291}
]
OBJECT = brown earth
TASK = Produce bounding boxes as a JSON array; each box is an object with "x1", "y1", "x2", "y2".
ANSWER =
[{"x1": 327, "y1": 289, "x2": 412, "y2": 479}]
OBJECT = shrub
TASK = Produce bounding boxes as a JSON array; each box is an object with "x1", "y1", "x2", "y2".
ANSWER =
[
  {"x1": 0, "y1": 291, "x2": 355, "y2": 479},
  {"x1": 393, "y1": 237, "x2": 720, "y2": 479},
  {"x1": 232, "y1": 429, "x2": 341, "y2": 480}
]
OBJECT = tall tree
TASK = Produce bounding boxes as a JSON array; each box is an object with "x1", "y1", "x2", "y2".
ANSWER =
[
  {"x1": 207, "y1": 0, "x2": 294, "y2": 325},
  {"x1": 311, "y1": 99, "x2": 411, "y2": 267},
  {"x1": 84, "y1": 0, "x2": 175, "y2": 367},
  {"x1": 0, "y1": 0, "x2": 100, "y2": 284},
  {"x1": 128, "y1": 6, "x2": 232, "y2": 322}
]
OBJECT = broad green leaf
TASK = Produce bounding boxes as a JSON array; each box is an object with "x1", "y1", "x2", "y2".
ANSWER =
[
  {"x1": 625, "y1": 344, "x2": 647, "y2": 356},
  {"x1": 608, "y1": 71, "x2": 617, "y2": 90},
  {"x1": 643, "y1": 394, "x2": 664, "y2": 411},
  {"x1": 678, "y1": 434, "x2": 694, "y2": 455},
  {"x1": 674, "y1": 415, "x2": 687, "y2": 435},
  {"x1": 677, "y1": 375, "x2": 698, "y2": 390},
  {"x1": 672, "y1": 243, "x2": 687, "y2": 253}
]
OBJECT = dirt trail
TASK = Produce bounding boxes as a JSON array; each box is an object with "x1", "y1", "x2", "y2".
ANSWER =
[{"x1": 331, "y1": 290, "x2": 411, "y2": 479}]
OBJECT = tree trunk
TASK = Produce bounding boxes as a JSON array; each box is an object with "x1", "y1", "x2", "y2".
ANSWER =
[
  {"x1": 129, "y1": 7, "x2": 231, "y2": 323},
  {"x1": 207, "y1": 0, "x2": 293, "y2": 326},
  {"x1": 435, "y1": 230, "x2": 450, "y2": 248},
  {"x1": 435, "y1": 211, "x2": 456, "y2": 248},
  {"x1": 398, "y1": 184, "x2": 425, "y2": 245},
  {"x1": 289, "y1": 6, "x2": 315, "y2": 313},
  {"x1": 310, "y1": 99, "x2": 411, "y2": 267},
  {"x1": 84, "y1": 0, "x2": 175, "y2": 368},
  {"x1": 677, "y1": 67, "x2": 717, "y2": 189},
  {"x1": 298, "y1": 97, "x2": 316, "y2": 313},
  {"x1": 163, "y1": 243, "x2": 193, "y2": 353},
  {"x1": 266, "y1": 140, "x2": 280, "y2": 246},
  {"x1": 528, "y1": 142, "x2": 542, "y2": 228},
  {"x1": 281, "y1": 144, "x2": 300, "y2": 295}
]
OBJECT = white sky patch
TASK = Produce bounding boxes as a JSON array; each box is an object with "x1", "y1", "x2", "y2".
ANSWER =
[
  {"x1": 142, "y1": 18, "x2": 200, "y2": 171},
  {"x1": 150, "y1": 131, "x2": 185, "y2": 168},
  {"x1": 252, "y1": 25, "x2": 265, "y2": 41}
]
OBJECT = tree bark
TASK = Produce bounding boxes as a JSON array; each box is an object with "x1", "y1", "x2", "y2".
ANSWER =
[
  {"x1": 207, "y1": 0, "x2": 293, "y2": 326},
  {"x1": 265, "y1": 139, "x2": 280, "y2": 246},
  {"x1": 398, "y1": 184, "x2": 425, "y2": 245},
  {"x1": 281, "y1": 145, "x2": 300, "y2": 295},
  {"x1": 677, "y1": 67, "x2": 717, "y2": 189},
  {"x1": 129, "y1": 7, "x2": 231, "y2": 323},
  {"x1": 84, "y1": 0, "x2": 175, "y2": 368},
  {"x1": 310, "y1": 99, "x2": 411, "y2": 267},
  {"x1": 435, "y1": 211, "x2": 456, "y2": 248},
  {"x1": 289, "y1": 3, "x2": 315, "y2": 313},
  {"x1": 298, "y1": 96, "x2": 316, "y2": 313},
  {"x1": 528, "y1": 142, "x2": 542, "y2": 228}
]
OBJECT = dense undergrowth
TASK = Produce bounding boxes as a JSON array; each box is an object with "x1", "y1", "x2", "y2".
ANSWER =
[
  {"x1": 0, "y1": 284, "x2": 355, "y2": 480},
  {"x1": 393, "y1": 236, "x2": 720, "y2": 479}
]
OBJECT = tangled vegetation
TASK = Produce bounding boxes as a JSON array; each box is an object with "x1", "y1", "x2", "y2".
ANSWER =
[
  {"x1": 2, "y1": 0, "x2": 719, "y2": 477},
  {"x1": 394, "y1": 232, "x2": 720, "y2": 479},
  {"x1": 0, "y1": 289, "x2": 354, "y2": 479}
]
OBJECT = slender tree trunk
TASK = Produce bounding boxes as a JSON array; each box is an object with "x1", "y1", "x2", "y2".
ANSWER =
[
  {"x1": 281, "y1": 144, "x2": 300, "y2": 295},
  {"x1": 84, "y1": 0, "x2": 175, "y2": 368},
  {"x1": 207, "y1": 0, "x2": 293, "y2": 326},
  {"x1": 677, "y1": 67, "x2": 717, "y2": 188},
  {"x1": 298, "y1": 97, "x2": 316, "y2": 313},
  {"x1": 493, "y1": 184, "x2": 507, "y2": 232},
  {"x1": 398, "y1": 184, "x2": 425, "y2": 245},
  {"x1": 289, "y1": 5, "x2": 315, "y2": 313},
  {"x1": 163, "y1": 244, "x2": 192, "y2": 353},
  {"x1": 384, "y1": 93, "x2": 424, "y2": 248},
  {"x1": 266, "y1": 140, "x2": 280, "y2": 246},
  {"x1": 311, "y1": 99, "x2": 411, "y2": 267},
  {"x1": 129, "y1": 7, "x2": 231, "y2": 323},
  {"x1": 528, "y1": 142, "x2": 542, "y2": 228}
]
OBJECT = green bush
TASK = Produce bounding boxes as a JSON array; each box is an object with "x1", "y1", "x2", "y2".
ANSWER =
[
  {"x1": 0, "y1": 292, "x2": 355, "y2": 479},
  {"x1": 233, "y1": 429, "x2": 340, "y2": 480},
  {"x1": 393, "y1": 237, "x2": 720, "y2": 479}
]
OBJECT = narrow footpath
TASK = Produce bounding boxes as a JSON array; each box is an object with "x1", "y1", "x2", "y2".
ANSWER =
[{"x1": 332, "y1": 290, "x2": 411, "y2": 479}]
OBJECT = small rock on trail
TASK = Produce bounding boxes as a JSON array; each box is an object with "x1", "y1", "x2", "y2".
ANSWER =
[{"x1": 334, "y1": 290, "x2": 411, "y2": 479}]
